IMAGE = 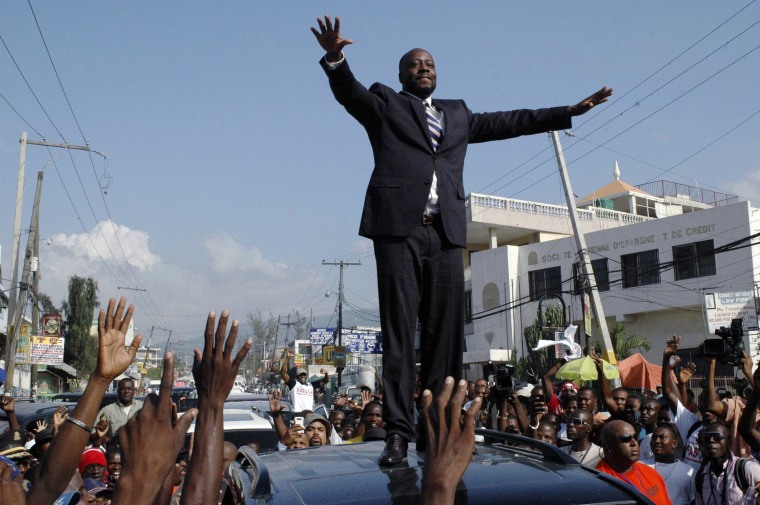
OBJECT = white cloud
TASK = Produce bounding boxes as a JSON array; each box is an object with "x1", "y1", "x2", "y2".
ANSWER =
[
  {"x1": 203, "y1": 232, "x2": 288, "y2": 278},
  {"x1": 724, "y1": 170, "x2": 760, "y2": 203},
  {"x1": 50, "y1": 220, "x2": 160, "y2": 271}
]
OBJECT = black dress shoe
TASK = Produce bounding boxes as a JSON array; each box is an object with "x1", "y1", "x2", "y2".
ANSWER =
[{"x1": 379, "y1": 434, "x2": 408, "y2": 466}]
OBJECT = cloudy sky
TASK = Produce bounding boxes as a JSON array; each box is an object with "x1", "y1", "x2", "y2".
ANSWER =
[{"x1": 1, "y1": 2, "x2": 759, "y2": 360}]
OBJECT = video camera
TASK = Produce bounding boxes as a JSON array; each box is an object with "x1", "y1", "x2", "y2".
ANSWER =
[
  {"x1": 702, "y1": 318, "x2": 745, "y2": 366},
  {"x1": 487, "y1": 363, "x2": 515, "y2": 404}
]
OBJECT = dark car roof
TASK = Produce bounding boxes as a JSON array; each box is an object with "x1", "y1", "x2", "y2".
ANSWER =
[{"x1": 223, "y1": 430, "x2": 655, "y2": 505}]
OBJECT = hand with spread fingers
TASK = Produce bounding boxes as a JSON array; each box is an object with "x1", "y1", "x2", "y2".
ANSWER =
[
  {"x1": 95, "y1": 297, "x2": 143, "y2": 383},
  {"x1": 310, "y1": 15, "x2": 353, "y2": 63},
  {"x1": 112, "y1": 353, "x2": 197, "y2": 505},
  {"x1": 569, "y1": 86, "x2": 613, "y2": 116},
  {"x1": 181, "y1": 311, "x2": 252, "y2": 505},
  {"x1": 421, "y1": 377, "x2": 480, "y2": 505}
]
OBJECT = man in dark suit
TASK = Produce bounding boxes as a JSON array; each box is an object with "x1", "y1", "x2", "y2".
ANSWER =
[{"x1": 312, "y1": 15, "x2": 612, "y2": 466}]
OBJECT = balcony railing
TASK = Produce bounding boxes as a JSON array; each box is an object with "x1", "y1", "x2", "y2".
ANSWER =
[
  {"x1": 635, "y1": 180, "x2": 739, "y2": 207},
  {"x1": 469, "y1": 193, "x2": 650, "y2": 225}
]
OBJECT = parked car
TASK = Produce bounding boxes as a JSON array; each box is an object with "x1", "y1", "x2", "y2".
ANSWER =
[
  {"x1": 224, "y1": 394, "x2": 294, "y2": 427},
  {"x1": 185, "y1": 409, "x2": 279, "y2": 453},
  {"x1": 219, "y1": 429, "x2": 655, "y2": 505},
  {"x1": 0, "y1": 399, "x2": 77, "y2": 435},
  {"x1": 50, "y1": 392, "x2": 120, "y2": 410}
]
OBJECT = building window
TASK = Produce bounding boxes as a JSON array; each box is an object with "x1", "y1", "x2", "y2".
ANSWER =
[
  {"x1": 673, "y1": 240, "x2": 716, "y2": 280},
  {"x1": 635, "y1": 196, "x2": 657, "y2": 218},
  {"x1": 574, "y1": 259, "x2": 610, "y2": 293},
  {"x1": 529, "y1": 266, "x2": 562, "y2": 301},
  {"x1": 465, "y1": 290, "x2": 473, "y2": 323},
  {"x1": 621, "y1": 249, "x2": 660, "y2": 288}
]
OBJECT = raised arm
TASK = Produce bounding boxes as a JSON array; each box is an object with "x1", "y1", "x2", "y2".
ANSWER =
[
  {"x1": 677, "y1": 362, "x2": 696, "y2": 405},
  {"x1": 741, "y1": 352, "x2": 755, "y2": 388},
  {"x1": 0, "y1": 397, "x2": 19, "y2": 431},
  {"x1": 318, "y1": 368, "x2": 330, "y2": 387},
  {"x1": 28, "y1": 297, "x2": 141, "y2": 505},
  {"x1": 590, "y1": 349, "x2": 616, "y2": 413},
  {"x1": 310, "y1": 15, "x2": 353, "y2": 63},
  {"x1": 543, "y1": 361, "x2": 563, "y2": 403},
  {"x1": 269, "y1": 389, "x2": 289, "y2": 442},
  {"x1": 421, "y1": 377, "x2": 479, "y2": 505},
  {"x1": 661, "y1": 336, "x2": 682, "y2": 414},
  {"x1": 279, "y1": 351, "x2": 293, "y2": 384},
  {"x1": 112, "y1": 354, "x2": 196, "y2": 505},
  {"x1": 705, "y1": 354, "x2": 728, "y2": 417},
  {"x1": 180, "y1": 311, "x2": 251, "y2": 505},
  {"x1": 738, "y1": 365, "x2": 760, "y2": 451},
  {"x1": 568, "y1": 87, "x2": 613, "y2": 116}
]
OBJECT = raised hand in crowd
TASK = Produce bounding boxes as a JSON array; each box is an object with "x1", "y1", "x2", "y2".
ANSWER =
[
  {"x1": 739, "y1": 363, "x2": 760, "y2": 453},
  {"x1": 660, "y1": 335, "x2": 684, "y2": 413},
  {"x1": 360, "y1": 389, "x2": 372, "y2": 410},
  {"x1": 590, "y1": 348, "x2": 617, "y2": 414},
  {"x1": 0, "y1": 396, "x2": 19, "y2": 431},
  {"x1": 27, "y1": 296, "x2": 142, "y2": 505},
  {"x1": 269, "y1": 389, "x2": 291, "y2": 444},
  {"x1": 51, "y1": 405, "x2": 68, "y2": 435},
  {"x1": 421, "y1": 377, "x2": 479, "y2": 505},
  {"x1": 180, "y1": 311, "x2": 251, "y2": 505},
  {"x1": 740, "y1": 351, "x2": 755, "y2": 387},
  {"x1": 112, "y1": 353, "x2": 196, "y2": 505},
  {"x1": 92, "y1": 415, "x2": 110, "y2": 447},
  {"x1": 0, "y1": 460, "x2": 25, "y2": 505}
]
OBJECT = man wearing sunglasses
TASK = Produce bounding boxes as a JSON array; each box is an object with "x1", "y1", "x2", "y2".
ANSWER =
[
  {"x1": 596, "y1": 420, "x2": 672, "y2": 505},
  {"x1": 559, "y1": 409, "x2": 603, "y2": 468},
  {"x1": 695, "y1": 422, "x2": 760, "y2": 505}
]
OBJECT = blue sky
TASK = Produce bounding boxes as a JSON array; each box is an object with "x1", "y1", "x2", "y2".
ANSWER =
[{"x1": 1, "y1": 2, "x2": 759, "y2": 359}]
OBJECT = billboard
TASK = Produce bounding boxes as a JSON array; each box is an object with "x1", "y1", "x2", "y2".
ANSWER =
[
  {"x1": 30, "y1": 336, "x2": 65, "y2": 365},
  {"x1": 309, "y1": 328, "x2": 382, "y2": 354}
]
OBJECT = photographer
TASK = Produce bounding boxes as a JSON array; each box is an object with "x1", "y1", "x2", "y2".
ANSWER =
[{"x1": 704, "y1": 349, "x2": 757, "y2": 459}]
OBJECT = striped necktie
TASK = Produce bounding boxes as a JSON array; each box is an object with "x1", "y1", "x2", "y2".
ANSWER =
[{"x1": 424, "y1": 102, "x2": 443, "y2": 151}]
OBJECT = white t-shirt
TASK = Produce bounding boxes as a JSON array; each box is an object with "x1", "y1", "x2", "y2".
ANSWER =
[
  {"x1": 288, "y1": 380, "x2": 315, "y2": 413},
  {"x1": 639, "y1": 432, "x2": 655, "y2": 465},
  {"x1": 559, "y1": 442, "x2": 603, "y2": 468},
  {"x1": 647, "y1": 460, "x2": 696, "y2": 505},
  {"x1": 672, "y1": 400, "x2": 702, "y2": 471}
]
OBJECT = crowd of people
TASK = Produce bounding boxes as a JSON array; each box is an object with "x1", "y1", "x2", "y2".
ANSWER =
[{"x1": 0, "y1": 297, "x2": 477, "y2": 505}]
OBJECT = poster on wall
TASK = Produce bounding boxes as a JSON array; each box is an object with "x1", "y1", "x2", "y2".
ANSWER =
[
  {"x1": 704, "y1": 291, "x2": 758, "y2": 333},
  {"x1": 30, "y1": 336, "x2": 65, "y2": 365}
]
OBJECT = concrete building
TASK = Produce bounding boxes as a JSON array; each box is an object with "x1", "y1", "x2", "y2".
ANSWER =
[{"x1": 464, "y1": 163, "x2": 754, "y2": 380}]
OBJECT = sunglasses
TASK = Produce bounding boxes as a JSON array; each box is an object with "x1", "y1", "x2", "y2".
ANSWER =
[
  {"x1": 566, "y1": 418, "x2": 590, "y2": 427},
  {"x1": 700, "y1": 432, "x2": 727, "y2": 443},
  {"x1": 616, "y1": 434, "x2": 637, "y2": 444}
]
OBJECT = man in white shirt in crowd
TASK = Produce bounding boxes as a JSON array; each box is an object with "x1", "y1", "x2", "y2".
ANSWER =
[
  {"x1": 558, "y1": 409, "x2": 603, "y2": 468},
  {"x1": 648, "y1": 424, "x2": 695, "y2": 505},
  {"x1": 280, "y1": 352, "x2": 329, "y2": 413}
]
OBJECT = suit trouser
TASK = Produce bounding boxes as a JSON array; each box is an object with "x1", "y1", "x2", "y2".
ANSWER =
[{"x1": 373, "y1": 218, "x2": 465, "y2": 442}]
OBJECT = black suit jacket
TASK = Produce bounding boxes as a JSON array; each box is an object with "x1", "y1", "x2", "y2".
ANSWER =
[{"x1": 321, "y1": 57, "x2": 573, "y2": 248}]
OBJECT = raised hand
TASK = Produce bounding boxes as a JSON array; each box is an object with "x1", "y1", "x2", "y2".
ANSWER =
[
  {"x1": 95, "y1": 415, "x2": 110, "y2": 439},
  {"x1": 421, "y1": 377, "x2": 479, "y2": 505},
  {"x1": 0, "y1": 397, "x2": 15, "y2": 413},
  {"x1": 663, "y1": 335, "x2": 680, "y2": 358},
  {"x1": 269, "y1": 389, "x2": 283, "y2": 415},
  {"x1": 113, "y1": 353, "x2": 197, "y2": 504},
  {"x1": 0, "y1": 460, "x2": 25, "y2": 505},
  {"x1": 310, "y1": 15, "x2": 353, "y2": 62},
  {"x1": 193, "y1": 311, "x2": 252, "y2": 409},
  {"x1": 360, "y1": 389, "x2": 372, "y2": 409},
  {"x1": 52, "y1": 406, "x2": 68, "y2": 433},
  {"x1": 569, "y1": 86, "x2": 613, "y2": 116},
  {"x1": 96, "y1": 297, "x2": 142, "y2": 382},
  {"x1": 35, "y1": 419, "x2": 48, "y2": 432},
  {"x1": 679, "y1": 362, "x2": 697, "y2": 384}
]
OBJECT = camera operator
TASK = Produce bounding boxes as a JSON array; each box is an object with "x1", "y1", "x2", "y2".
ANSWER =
[{"x1": 704, "y1": 348, "x2": 758, "y2": 459}]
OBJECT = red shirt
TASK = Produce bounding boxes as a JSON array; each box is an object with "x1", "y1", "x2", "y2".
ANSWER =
[{"x1": 596, "y1": 459, "x2": 672, "y2": 505}]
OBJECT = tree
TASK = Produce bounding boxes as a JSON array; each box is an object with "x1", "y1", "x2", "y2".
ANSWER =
[
  {"x1": 516, "y1": 303, "x2": 565, "y2": 382},
  {"x1": 36, "y1": 292, "x2": 59, "y2": 314},
  {"x1": 246, "y1": 310, "x2": 280, "y2": 379},
  {"x1": 61, "y1": 276, "x2": 99, "y2": 378},
  {"x1": 594, "y1": 323, "x2": 651, "y2": 360}
]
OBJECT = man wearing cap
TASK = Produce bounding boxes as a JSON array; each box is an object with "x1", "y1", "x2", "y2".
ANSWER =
[
  {"x1": 280, "y1": 353, "x2": 329, "y2": 413},
  {"x1": 304, "y1": 414, "x2": 332, "y2": 447}
]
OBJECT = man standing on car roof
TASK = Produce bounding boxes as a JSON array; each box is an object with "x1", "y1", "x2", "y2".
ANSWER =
[
  {"x1": 96, "y1": 377, "x2": 143, "y2": 440},
  {"x1": 280, "y1": 351, "x2": 329, "y2": 413}
]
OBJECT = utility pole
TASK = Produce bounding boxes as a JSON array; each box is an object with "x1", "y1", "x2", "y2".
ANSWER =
[
  {"x1": 137, "y1": 326, "x2": 155, "y2": 392},
  {"x1": 7, "y1": 133, "x2": 106, "y2": 372},
  {"x1": 30, "y1": 184, "x2": 41, "y2": 396},
  {"x1": 322, "y1": 260, "x2": 361, "y2": 386},
  {"x1": 550, "y1": 131, "x2": 616, "y2": 364},
  {"x1": 5, "y1": 172, "x2": 44, "y2": 393}
]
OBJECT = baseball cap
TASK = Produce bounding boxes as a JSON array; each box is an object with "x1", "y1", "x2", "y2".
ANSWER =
[
  {"x1": 295, "y1": 368, "x2": 307, "y2": 376},
  {"x1": 304, "y1": 413, "x2": 332, "y2": 437}
]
